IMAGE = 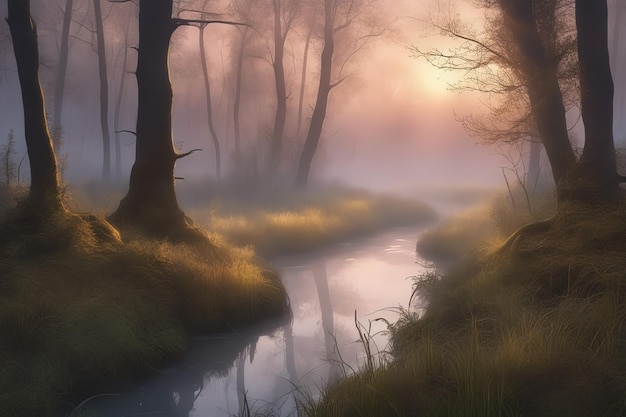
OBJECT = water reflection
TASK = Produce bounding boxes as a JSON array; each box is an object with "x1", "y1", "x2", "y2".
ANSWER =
[
  {"x1": 73, "y1": 333, "x2": 261, "y2": 417},
  {"x1": 74, "y1": 226, "x2": 427, "y2": 417}
]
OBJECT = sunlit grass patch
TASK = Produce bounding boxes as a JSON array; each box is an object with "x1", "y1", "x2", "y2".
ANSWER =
[
  {"x1": 0, "y1": 208, "x2": 289, "y2": 417},
  {"x1": 190, "y1": 186, "x2": 435, "y2": 257},
  {"x1": 416, "y1": 189, "x2": 556, "y2": 264}
]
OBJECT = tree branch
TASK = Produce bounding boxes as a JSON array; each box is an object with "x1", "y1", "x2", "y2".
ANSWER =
[{"x1": 176, "y1": 148, "x2": 203, "y2": 159}]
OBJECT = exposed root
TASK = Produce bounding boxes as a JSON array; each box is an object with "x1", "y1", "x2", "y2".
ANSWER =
[{"x1": 496, "y1": 217, "x2": 554, "y2": 255}]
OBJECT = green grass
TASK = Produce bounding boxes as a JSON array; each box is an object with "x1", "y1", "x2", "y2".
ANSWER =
[
  {"x1": 310, "y1": 194, "x2": 626, "y2": 417},
  {"x1": 0, "y1": 208, "x2": 289, "y2": 417}
]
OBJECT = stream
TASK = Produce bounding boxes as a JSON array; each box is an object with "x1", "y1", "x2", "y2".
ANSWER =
[{"x1": 75, "y1": 224, "x2": 432, "y2": 417}]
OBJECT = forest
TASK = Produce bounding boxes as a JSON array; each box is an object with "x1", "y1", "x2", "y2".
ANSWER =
[{"x1": 1, "y1": 0, "x2": 626, "y2": 416}]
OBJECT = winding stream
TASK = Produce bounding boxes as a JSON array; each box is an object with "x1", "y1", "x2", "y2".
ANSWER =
[{"x1": 76, "y1": 224, "x2": 431, "y2": 417}]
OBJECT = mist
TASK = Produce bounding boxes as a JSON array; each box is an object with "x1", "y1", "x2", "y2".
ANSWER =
[
  {"x1": 3, "y1": 1, "x2": 626, "y2": 416},
  {"x1": 0, "y1": 0, "x2": 510, "y2": 196}
]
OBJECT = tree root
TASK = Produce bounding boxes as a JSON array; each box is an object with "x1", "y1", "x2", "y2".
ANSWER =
[{"x1": 496, "y1": 217, "x2": 554, "y2": 256}]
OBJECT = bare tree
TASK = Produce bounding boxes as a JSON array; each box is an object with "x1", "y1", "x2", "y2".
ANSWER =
[
  {"x1": 108, "y1": 0, "x2": 241, "y2": 239},
  {"x1": 6, "y1": 0, "x2": 62, "y2": 212},
  {"x1": 416, "y1": 0, "x2": 620, "y2": 204},
  {"x1": 267, "y1": 0, "x2": 299, "y2": 175},
  {"x1": 52, "y1": 0, "x2": 73, "y2": 153},
  {"x1": 295, "y1": 0, "x2": 385, "y2": 189},
  {"x1": 94, "y1": 0, "x2": 112, "y2": 181}
]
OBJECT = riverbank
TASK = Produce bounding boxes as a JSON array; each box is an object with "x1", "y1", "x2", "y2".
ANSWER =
[
  {"x1": 0, "y1": 183, "x2": 436, "y2": 417},
  {"x1": 311, "y1": 192, "x2": 626, "y2": 417},
  {"x1": 0, "y1": 207, "x2": 289, "y2": 416}
]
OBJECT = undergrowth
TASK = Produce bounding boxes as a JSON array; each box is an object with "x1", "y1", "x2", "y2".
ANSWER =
[
  {"x1": 310, "y1": 194, "x2": 626, "y2": 417},
  {"x1": 0, "y1": 207, "x2": 289, "y2": 417}
]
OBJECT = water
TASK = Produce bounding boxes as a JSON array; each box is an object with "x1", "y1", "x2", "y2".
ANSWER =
[{"x1": 75, "y1": 225, "x2": 430, "y2": 417}]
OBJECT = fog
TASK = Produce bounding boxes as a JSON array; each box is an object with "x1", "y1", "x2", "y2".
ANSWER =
[{"x1": 0, "y1": 0, "x2": 518, "y2": 195}]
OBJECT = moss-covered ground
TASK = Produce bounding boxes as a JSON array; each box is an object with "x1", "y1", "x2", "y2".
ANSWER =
[{"x1": 310, "y1": 191, "x2": 626, "y2": 417}]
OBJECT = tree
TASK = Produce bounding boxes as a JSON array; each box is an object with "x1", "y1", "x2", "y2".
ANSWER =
[
  {"x1": 112, "y1": 8, "x2": 134, "y2": 180},
  {"x1": 267, "y1": 0, "x2": 299, "y2": 175},
  {"x1": 108, "y1": 0, "x2": 237, "y2": 239},
  {"x1": 108, "y1": 0, "x2": 188, "y2": 238},
  {"x1": 416, "y1": 0, "x2": 621, "y2": 204},
  {"x1": 94, "y1": 0, "x2": 112, "y2": 181},
  {"x1": 195, "y1": 0, "x2": 222, "y2": 181},
  {"x1": 52, "y1": 0, "x2": 73, "y2": 153},
  {"x1": 295, "y1": 0, "x2": 384, "y2": 189},
  {"x1": 6, "y1": 0, "x2": 62, "y2": 212},
  {"x1": 503, "y1": 0, "x2": 618, "y2": 202}
]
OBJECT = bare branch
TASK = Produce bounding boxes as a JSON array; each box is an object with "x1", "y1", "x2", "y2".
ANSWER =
[
  {"x1": 176, "y1": 148, "x2": 203, "y2": 159},
  {"x1": 172, "y1": 17, "x2": 248, "y2": 28}
]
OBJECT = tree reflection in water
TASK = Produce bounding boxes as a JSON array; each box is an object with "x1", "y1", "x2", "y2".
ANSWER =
[{"x1": 71, "y1": 330, "x2": 270, "y2": 417}]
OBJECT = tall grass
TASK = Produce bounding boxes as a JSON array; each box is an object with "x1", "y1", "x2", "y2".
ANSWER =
[
  {"x1": 0, "y1": 209, "x2": 289, "y2": 417},
  {"x1": 309, "y1": 197, "x2": 626, "y2": 417}
]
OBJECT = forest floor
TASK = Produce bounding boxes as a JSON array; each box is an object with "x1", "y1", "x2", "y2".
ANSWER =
[
  {"x1": 309, "y1": 189, "x2": 626, "y2": 417},
  {"x1": 0, "y1": 181, "x2": 436, "y2": 417}
]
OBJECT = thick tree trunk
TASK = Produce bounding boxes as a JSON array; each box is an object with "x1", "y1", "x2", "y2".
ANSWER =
[
  {"x1": 199, "y1": 24, "x2": 221, "y2": 180},
  {"x1": 7, "y1": 0, "x2": 61, "y2": 210},
  {"x1": 109, "y1": 0, "x2": 193, "y2": 239},
  {"x1": 295, "y1": 0, "x2": 334, "y2": 189},
  {"x1": 499, "y1": 0, "x2": 577, "y2": 201},
  {"x1": 94, "y1": 0, "x2": 111, "y2": 181},
  {"x1": 52, "y1": 0, "x2": 72, "y2": 152},
  {"x1": 575, "y1": 0, "x2": 619, "y2": 201},
  {"x1": 268, "y1": 0, "x2": 288, "y2": 175}
]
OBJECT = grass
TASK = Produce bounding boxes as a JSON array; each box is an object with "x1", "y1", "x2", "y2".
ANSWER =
[
  {"x1": 187, "y1": 183, "x2": 437, "y2": 258},
  {"x1": 69, "y1": 180, "x2": 437, "y2": 258},
  {"x1": 416, "y1": 188, "x2": 556, "y2": 264},
  {"x1": 0, "y1": 180, "x2": 435, "y2": 417},
  {"x1": 308, "y1": 192, "x2": 626, "y2": 417},
  {"x1": 0, "y1": 207, "x2": 289, "y2": 417}
]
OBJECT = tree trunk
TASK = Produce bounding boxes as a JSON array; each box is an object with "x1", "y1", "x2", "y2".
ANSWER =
[
  {"x1": 295, "y1": 0, "x2": 334, "y2": 189},
  {"x1": 526, "y1": 137, "x2": 541, "y2": 194},
  {"x1": 233, "y1": 26, "x2": 248, "y2": 156},
  {"x1": 575, "y1": 0, "x2": 619, "y2": 201},
  {"x1": 7, "y1": 0, "x2": 61, "y2": 210},
  {"x1": 113, "y1": 29, "x2": 129, "y2": 180},
  {"x1": 199, "y1": 24, "x2": 221, "y2": 181},
  {"x1": 94, "y1": 0, "x2": 111, "y2": 181},
  {"x1": 52, "y1": 0, "x2": 72, "y2": 152},
  {"x1": 109, "y1": 0, "x2": 193, "y2": 240},
  {"x1": 296, "y1": 20, "x2": 314, "y2": 140},
  {"x1": 499, "y1": 0, "x2": 577, "y2": 201},
  {"x1": 268, "y1": 0, "x2": 288, "y2": 175}
]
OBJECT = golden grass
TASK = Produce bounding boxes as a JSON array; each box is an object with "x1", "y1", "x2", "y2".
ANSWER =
[
  {"x1": 191, "y1": 188, "x2": 435, "y2": 257},
  {"x1": 310, "y1": 196, "x2": 626, "y2": 417},
  {"x1": 0, "y1": 209, "x2": 289, "y2": 417}
]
